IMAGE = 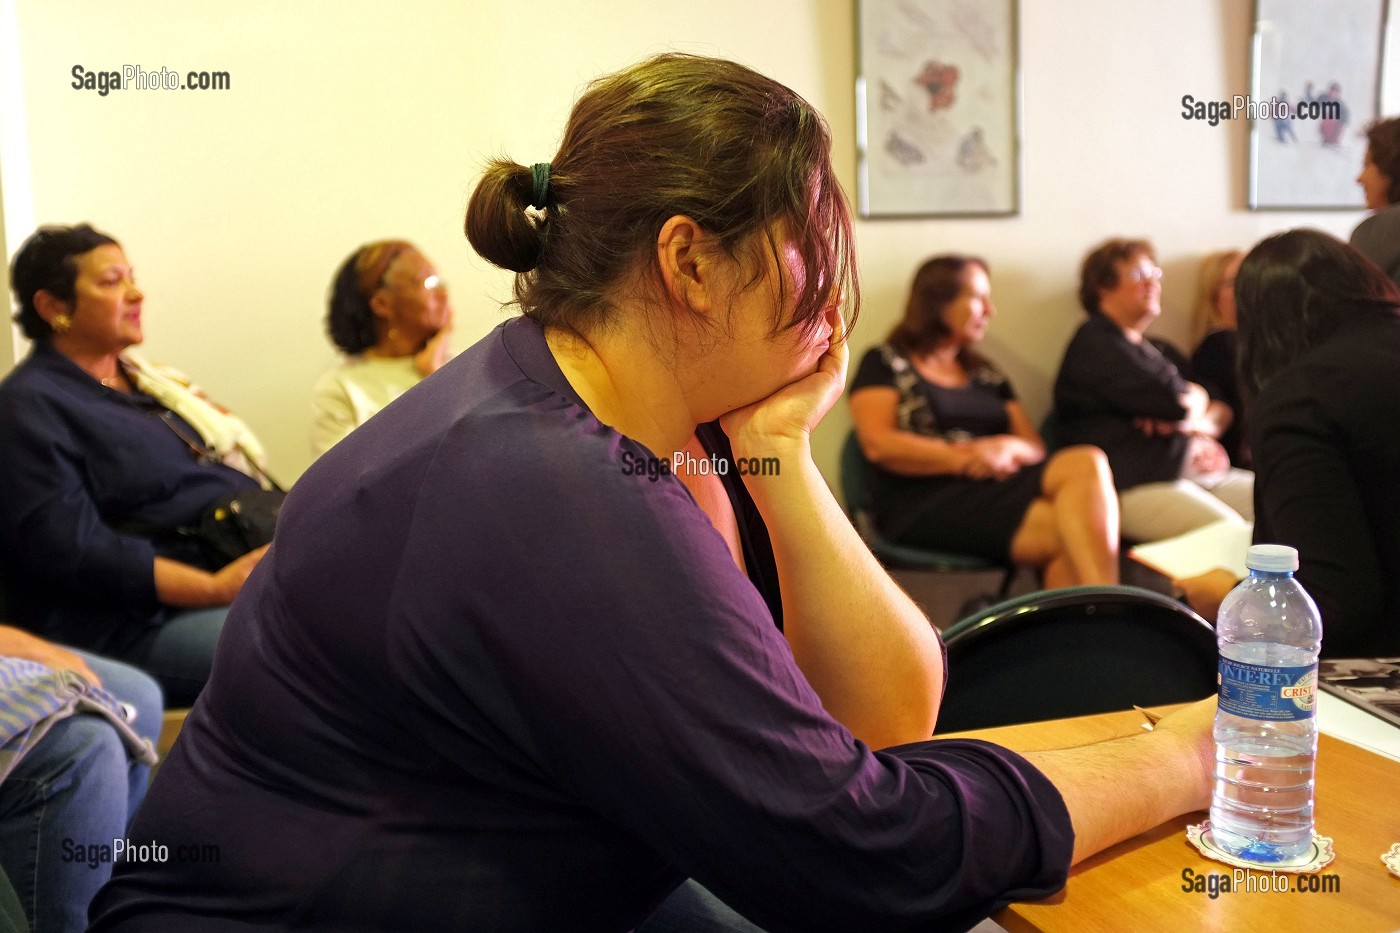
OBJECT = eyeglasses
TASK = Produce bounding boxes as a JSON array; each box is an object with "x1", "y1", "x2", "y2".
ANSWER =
[{"x1": 1124, "y1": 266, "x2": 1163, "y2": 284}]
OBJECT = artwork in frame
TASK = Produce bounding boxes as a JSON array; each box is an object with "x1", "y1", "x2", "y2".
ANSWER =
[
  {"x1": 1249, "y1": 0, "x2": 1389, "y2": 210},
  {"x1": 856, "y1": 0, "x2": 1020, "y2": 218}
]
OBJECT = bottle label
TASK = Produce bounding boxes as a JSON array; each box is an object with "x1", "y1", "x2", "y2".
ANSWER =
[{"x1": 1217, "y1": 659, "x2": 1317, "y2": 721}]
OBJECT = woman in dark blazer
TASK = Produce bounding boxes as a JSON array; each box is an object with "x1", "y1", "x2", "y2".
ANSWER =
[
  {"x1": 1236, "y1": 229, "x2": 1400, "y2": 657},
  {"x1": 0, "y1": 225, "x2": 270, "y2": 703}
]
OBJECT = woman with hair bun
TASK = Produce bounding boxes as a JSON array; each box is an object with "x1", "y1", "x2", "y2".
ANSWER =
[
  {"x1": 93, "y1": 54, "x2": 1214, "y2": 932},
  {"x1": 311, "y1": 240, "x2": 453, "y2": 456}
]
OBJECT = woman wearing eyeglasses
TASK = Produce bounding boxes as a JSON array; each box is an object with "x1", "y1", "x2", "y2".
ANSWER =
[
  {"x1": 311, "y1": 241, "x2": 454, "y2": 456},
  {"x1": 1053, "y1": 238, "x2": 1253, "y2": 542}
]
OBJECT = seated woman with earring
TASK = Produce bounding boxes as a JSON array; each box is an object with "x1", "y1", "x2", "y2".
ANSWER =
[{"x1": 0, "y1": 224, "x2": 275, "y2": 705}]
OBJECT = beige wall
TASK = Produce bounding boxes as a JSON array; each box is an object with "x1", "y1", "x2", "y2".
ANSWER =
[
  {"x1": 4, "y1": 0, "x2": 1387, "y2": 484},
  {"x1": 1, "y1": 0, "x2": 32, "y2": 373}
]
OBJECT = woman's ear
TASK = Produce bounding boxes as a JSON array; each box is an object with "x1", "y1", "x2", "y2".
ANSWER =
[
  {"x1": 32, "y1": 289, "x2": 70, "y2": 327},
  {"x1": 368, "y1": 286, "x2": 395, "y2": 322},
  {"x1": 656, "y1": 215, "x2": 715, "y2": 316}
]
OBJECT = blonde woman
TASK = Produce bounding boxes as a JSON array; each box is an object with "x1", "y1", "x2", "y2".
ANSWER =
[{"x1": 1189, "y1": 249, "x2": 1246, "y2": 465}]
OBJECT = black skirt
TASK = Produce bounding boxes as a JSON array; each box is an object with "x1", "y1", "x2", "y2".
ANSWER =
[{"x1": 876, "y1": 462, "x2": 1047, "y2": 562}]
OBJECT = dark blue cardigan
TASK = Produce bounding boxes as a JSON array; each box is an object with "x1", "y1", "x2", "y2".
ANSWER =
[{"x1": 0, "y1": 343, "x2": 256, "y2": 652}]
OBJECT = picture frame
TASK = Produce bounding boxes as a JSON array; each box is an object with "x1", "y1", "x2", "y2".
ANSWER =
[
  {"x1": 855, "y1": 0, "x2": 1021, "y2": 219},
  {"x1": 1248, "y1": 0, "x2": 1389, "y2": 210},
  {"x1": 1318, "y1": 658, "x2": 1400, "y2": 729}
]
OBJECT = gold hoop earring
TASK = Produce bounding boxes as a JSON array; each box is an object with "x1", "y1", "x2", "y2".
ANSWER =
[{"x1": 51, "y1": 314, "x2": 72, "y2": 335}]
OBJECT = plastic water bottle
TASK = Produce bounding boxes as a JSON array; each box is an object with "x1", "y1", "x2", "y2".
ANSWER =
[{"x1": 1209, "y1": 544, "x2": 1322, "y2": 863}]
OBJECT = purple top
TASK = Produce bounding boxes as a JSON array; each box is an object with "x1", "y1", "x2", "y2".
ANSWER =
[{"x1": 90, "y1": 317, "x2": 1072, "y2": 932}]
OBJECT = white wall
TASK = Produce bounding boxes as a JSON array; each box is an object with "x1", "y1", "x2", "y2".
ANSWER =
[
  {"x1": 4, "y1": 0, "x2": 1387, "y2": 484},
  {"x1": 1, "y1": 0, "x2": 34, "y2": 373}
]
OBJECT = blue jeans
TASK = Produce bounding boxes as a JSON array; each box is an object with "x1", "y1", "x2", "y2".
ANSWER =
[
  {"x1": 115, "y1": 606, "x2": 227, "y2": 707},
  {"x1": 0, "y1": 652, "x2": 161, "y2": 933},
  {"x1": 638, "y1": 880, "x2": 769, "y2": 933}
]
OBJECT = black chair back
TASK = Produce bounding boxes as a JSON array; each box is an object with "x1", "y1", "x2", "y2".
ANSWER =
[
  {"x1": 935, "y1": 585, "x2": 1217, "y2": 733},
  {"x1": 839, "y1": 431, "x2": 875, "y2": 520}
]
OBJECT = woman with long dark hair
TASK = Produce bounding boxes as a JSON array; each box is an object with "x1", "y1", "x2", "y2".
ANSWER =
[{"x1": 1234, "y1": 229, "x2": 1400, "y2": 656}]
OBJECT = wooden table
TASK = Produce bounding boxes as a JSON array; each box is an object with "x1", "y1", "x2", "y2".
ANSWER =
[{"x1": 947, "y1": 708, "x2": 1400, "y2": 933}]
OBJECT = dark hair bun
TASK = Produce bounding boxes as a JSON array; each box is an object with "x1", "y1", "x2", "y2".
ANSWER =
[{"x1": 465, "y1": 160, "x2": 545, "y2": 273}]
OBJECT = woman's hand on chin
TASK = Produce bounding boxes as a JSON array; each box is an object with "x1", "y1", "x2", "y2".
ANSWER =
[
  {"x1": 720, "y1": 314, "x2": 848, "y2": 459},
  {"x1": 414, "y1": 308, "x2": 455, "y2": 377}
]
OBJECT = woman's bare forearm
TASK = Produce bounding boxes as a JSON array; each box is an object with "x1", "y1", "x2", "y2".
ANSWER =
[
  {"x1": 1020, "y1": 699, "x2": 1215, "y2": 864},
  {"x1": 154, "y1": 546, "x2": 267, "y2": 608},
  {"x1": 154, "y1": 557, "x2": 224, "y2": 607},
  {"x1": 738, "y1": 439, "x2": 944, "y2": 748},
  {"x1": 858, "y1": 428, "x2": 976, "y2": 477}
]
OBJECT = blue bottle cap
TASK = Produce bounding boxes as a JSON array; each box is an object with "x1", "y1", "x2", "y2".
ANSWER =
[{"x1": 1246, "y1": 544, "x2": 1298, "y2": 572}]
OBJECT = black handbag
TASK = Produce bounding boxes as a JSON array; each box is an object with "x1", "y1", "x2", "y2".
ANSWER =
[
  {"x1": 149, "y1": 409, "x2": 287, "y2": 566},
  {"x1": 194, "y1": 488, "x2": 286, "y2": 566}
]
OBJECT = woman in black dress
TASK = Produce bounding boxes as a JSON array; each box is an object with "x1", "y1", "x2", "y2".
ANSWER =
[{"x1": 850, "y1": 255, "x2": 1119, "y2": 587}]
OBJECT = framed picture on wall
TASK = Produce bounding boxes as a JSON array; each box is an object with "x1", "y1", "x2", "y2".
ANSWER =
[
  {"x1": 855, "y1": 0, "x2": 1021, "y2": 218},
  {"x1": 1248, "y1": 0, "x2": 1389, "y2": 210}
]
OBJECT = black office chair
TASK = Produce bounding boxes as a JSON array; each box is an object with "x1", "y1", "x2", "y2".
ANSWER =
[
  {"x1": 840, "y1": 432, "x2": 1015, "y2": 601},
  {"x1": 934, "y1": 584, "x2": 1217, "y2": 733}
]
